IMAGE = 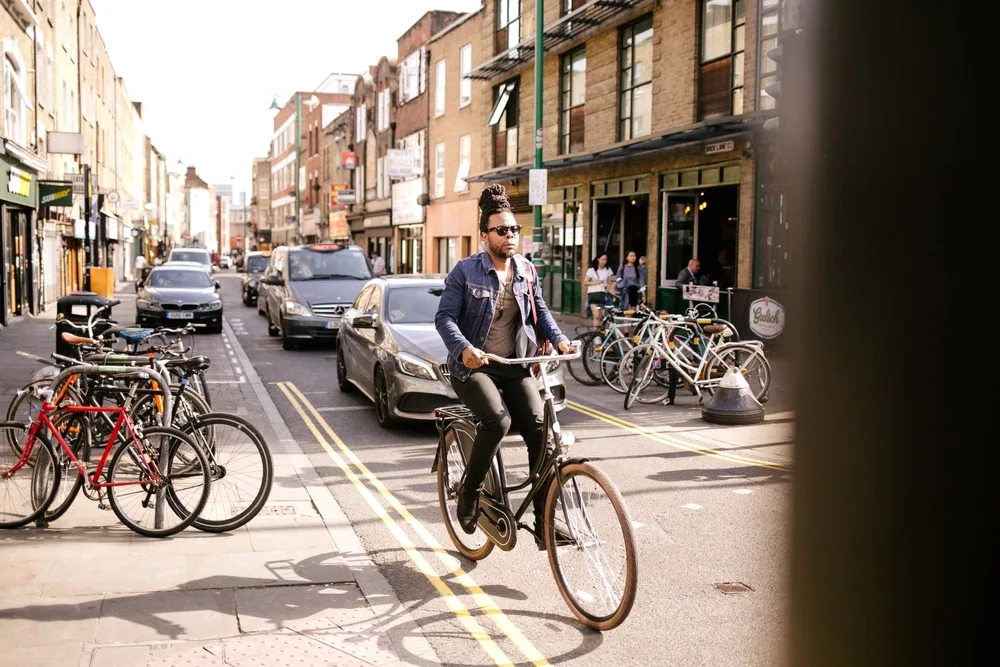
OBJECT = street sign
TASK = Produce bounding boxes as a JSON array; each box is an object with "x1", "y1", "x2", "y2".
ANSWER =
[
  {"x1": 528, "y1": 169, "x2": 547, "y2": 206},
  {"x1": 342, "y1": 151, "x2": 357, "y2": 169},
  {"x1": 69, "y1": 173, "x2": 85, "y2": 195},
  {"x1": 682, "y1": 284, "x2": 720, "y2": 303},
  {"x1": 337, "y1": 189, "x2": 356, "y2": 204},
  {"x1": 106, "y1": 191, "x2": 120, "y2": 204}
]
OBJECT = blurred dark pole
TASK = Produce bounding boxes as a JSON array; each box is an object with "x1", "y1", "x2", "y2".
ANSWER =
[{"x1": 789, "y1": 2, "x2": 987, "y2": 666}]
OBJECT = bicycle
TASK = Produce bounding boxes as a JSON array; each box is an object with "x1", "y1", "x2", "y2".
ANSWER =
[
  {"x1": 432, "y1": 344, "x2": 638, "y2": 631},
  {"x1": 0, "y1": 364, "x2": 211, "y2": 537}
]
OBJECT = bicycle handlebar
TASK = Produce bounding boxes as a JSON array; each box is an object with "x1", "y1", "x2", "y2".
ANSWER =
[{"x1": 483, "y1": 341, "x2": 582, "y2": 366}]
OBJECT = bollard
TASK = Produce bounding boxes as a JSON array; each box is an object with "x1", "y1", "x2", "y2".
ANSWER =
[{"x1": 701, "y1": 366, "x2": 765, "y2": 425}]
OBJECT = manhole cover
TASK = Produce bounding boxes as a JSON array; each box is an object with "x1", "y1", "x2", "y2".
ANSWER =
[{"x1": 714, "y1": 582, "x2": 753, "y2": 594}]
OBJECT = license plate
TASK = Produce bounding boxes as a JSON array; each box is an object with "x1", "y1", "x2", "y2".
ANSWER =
[
  {"x1": 166, "y1": 312, "x2": 194, "y2": 319},
  {"x1": 324, "y1": 320, "x2": 339, "y2": 329}
]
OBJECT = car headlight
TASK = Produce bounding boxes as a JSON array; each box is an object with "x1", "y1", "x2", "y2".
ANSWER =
[
  {"x1": 249, "y1": 279, "x2": 258, "y2": 287},
  {"x1": 284, "y1": 300, "x2": 311, "y2": 317},
  {"x1": 137, "y1": 299, "x2": 162, "y2": 311},
  {"x1": 198, "y1": 300, "x2": 223, "y2": 311},
  {"x1": 395, "y1": 352, "x2": 437, "y2": 381}
]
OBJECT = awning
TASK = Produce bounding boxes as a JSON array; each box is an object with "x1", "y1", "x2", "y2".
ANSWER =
[
  {"x1": 466, "y1": 114, "x2": 764, "y2": 183},
  {"x1": 467, "y1": 0, "x2": 653, "y2": 80}
]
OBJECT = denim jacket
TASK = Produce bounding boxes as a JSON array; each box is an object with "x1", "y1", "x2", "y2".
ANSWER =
[{"x1": 435, "y1": 252, "x2": 568, "y2": 383}]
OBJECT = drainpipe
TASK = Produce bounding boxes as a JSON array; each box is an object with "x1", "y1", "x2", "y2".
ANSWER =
[{"x1": 31, "y1": 0, "x2": 45, "y2": 309}]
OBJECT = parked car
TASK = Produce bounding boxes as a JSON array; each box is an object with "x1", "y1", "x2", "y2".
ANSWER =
[
  {"x1": 239, "y1": 250, "x2": 271, "y2": 306},
  {"x1": 219, "y1": 255, "x2": 231, "y2": 269},
  {"x1": 136, "y1": 263, "x2": 223, "y2": 333},
  {"x1": 337, "y1": 275, "x2": 568, "y2": 429},
  {"x1": 167, "y1": 247, "x2": 217, "y2": 275},
  {"x1": 258, "y1": 242, "x2": 372, "y2": 350}
]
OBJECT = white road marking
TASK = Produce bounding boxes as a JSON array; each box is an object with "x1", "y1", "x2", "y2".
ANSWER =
[{"x1": 682, "y1": 503, "x2": 703, "y2": 510}]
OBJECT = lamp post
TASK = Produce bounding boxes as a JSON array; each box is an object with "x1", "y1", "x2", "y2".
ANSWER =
[{"x1": 532, "y1": 0, "x2": 545, "y2": 274}]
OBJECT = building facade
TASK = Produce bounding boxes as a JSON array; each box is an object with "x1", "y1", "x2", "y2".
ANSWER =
[
  {"x1": 250, "y1": 157, "x2": 271, "y2": 249},
  {"x1": 320, "y1": 108, "x2": 352, "y2": 242},
  {"x1": 425, "y1": 8, "x2": 485, "y2": 275},
  {"x1": 455, "y1": 0, "x2": 786, "y2": 325}
]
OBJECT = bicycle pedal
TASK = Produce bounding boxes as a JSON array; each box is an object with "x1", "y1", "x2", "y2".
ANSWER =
[{"x1": 97, "y1": 502, "x2": 110, "y2": 511}]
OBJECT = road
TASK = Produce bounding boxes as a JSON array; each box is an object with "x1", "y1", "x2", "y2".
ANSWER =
[{"x1": 217, "y1": 270, "x2": 791, "y2": 667}]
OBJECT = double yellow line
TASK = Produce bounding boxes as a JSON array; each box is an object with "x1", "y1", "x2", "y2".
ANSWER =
[
  {"x1": 274, "y1": 382, "x2": 550, "y2": 667},
  {"x1": 567, "y1": 400, "x2": 793, "y2": 473}
]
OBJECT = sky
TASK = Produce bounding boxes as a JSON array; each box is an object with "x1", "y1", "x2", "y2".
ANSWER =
[{"x1": 89, "y1": 0, "x2": 481, "y2": 201}]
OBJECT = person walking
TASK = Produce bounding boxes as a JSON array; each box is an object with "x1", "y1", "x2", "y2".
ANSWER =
[
  {"x1": 584, "y1": 253, "x2": 613, "y2": 327},
  {"x1": 615, "y1": 251, "x2": 643, "y2": 311}
]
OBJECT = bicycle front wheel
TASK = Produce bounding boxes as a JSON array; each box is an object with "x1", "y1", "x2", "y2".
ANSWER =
[
  {"x1": 565, "y1": 332, "x2": 602, "y2": 386},
  {"x1": 179, "y1": 414, "x2": 273, "y2": 532},
  {"x1": 544, "y1": 462, "x2": 638, "y2": 631},
  {"x1": 106, "y1": 426, "x2": 210, "y2": 537}
]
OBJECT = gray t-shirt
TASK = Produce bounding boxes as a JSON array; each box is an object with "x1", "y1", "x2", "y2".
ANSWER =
[{"x1": 482, "y1": 272, "x2": 520, "y2": 358}]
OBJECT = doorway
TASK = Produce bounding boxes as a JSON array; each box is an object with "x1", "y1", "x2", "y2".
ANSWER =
[
  {"x1": 3, "y1": 207, "x2": 30, "y2": 319},
  {"x1": 661, "y1": 185, "x2": 738, "y2": 288},
  {"x1": 593, "y1": 196, "x2": 648, "y2": 272}
]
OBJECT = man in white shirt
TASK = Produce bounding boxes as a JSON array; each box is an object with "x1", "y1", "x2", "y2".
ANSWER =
[
  {"x1": 134, "y1": 254, "x2": 148, "y2": 292},
  {"x1": 370, "y1": 251, "x2": 386, "y2": 276}
]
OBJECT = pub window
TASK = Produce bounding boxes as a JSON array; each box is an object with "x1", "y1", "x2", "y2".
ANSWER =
[
  {"x1": 619, "y1": 15, "x2": 653, "y2": 141},
  {"x1": 758, "y1": 0, "x2": 781, "y2": 111},
  {"x1": 560, "y1": 47, "x2": 586, "y2": 154},
  {"x1": 489, "y1": 78, "x2": 519, "y2": 167},
  {"x1": 698, "y1": 0, "x2": 746, "y2": 120}
]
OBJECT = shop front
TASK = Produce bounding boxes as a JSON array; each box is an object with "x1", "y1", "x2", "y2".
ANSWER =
[
  {"x1": 1, "y1": 151, "x2": 43, "y2": 324},
  {"x1": 358, "y1": 214, "x2": 392, "y2": 272},
  {"x1": 392, "y1": 178, "x2": 426, "y2": 275},
  {"x1": 537, "y1": 186, "x2": 584, "y2": 315}
]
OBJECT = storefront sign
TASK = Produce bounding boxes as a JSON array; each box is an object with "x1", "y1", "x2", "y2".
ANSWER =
[
  {"x1": 39, "y1": 181, "x2": 74, "y2": 207},
  {"x1": 7, "y1": 166, "x2": 32, "y2": 198},
  {"x1": 69, "y1": 173, "x2": 86, "y2": 194},
  {"x1": 392, "y1": 178, "x2": 425, "y2": 225},
  {"x1": 705, "y1": 140, "x2": 735, "y2": 155},
  {"x1": 749, "y1": 296, "x2": 785, "y2": 339},
  {"x1": 386, "y1": 148, "x2": 422, "y2": 179},
  {"x1": 342, "y1": 152, "x2": 357, "y2": 169},
  {"x1": 329, "y1": 211, "x2": 349, "y2": 238},
  {"x1": 682, "y1": 284, "x2": 720, "y2": 303}
]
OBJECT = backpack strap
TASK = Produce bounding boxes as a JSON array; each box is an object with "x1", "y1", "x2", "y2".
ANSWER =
[{"x1": 518, "y1": 256, "x2": 540, "y2": 331}]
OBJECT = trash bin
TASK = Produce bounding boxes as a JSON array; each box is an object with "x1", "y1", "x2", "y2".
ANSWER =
[{"x1": 55, "y1": 292, "x2": 113, "y2": 359}]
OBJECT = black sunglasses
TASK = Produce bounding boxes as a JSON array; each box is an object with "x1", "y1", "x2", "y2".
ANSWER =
[{"x1": 488, "y1": 225, "x2": 522, "y2": 236}]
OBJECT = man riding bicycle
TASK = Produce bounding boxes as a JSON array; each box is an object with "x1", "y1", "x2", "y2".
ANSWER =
[{"x1": 435, "y1": 184, "x2": 572, "y2": 548}]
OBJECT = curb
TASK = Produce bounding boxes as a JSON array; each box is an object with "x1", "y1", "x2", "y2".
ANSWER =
[{"x1": 222, "y1": 317, "x2": 440, "y2": 666}]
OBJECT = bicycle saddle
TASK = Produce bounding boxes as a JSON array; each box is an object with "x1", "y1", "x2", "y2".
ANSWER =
[
  {"x1": 117, "y1": 328, "x2": 153, "y2": 344},
  {"x1": 164, "y1": 355, "x2": 211, "y2": 373},
  {"x1": 60, "y1": 332, "x2": 98, "y2": 346}
]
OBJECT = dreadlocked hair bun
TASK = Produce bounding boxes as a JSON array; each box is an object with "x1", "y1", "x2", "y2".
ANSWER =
[{"x1": 479, "y1": 184, "x2": 512, "y2": 233}]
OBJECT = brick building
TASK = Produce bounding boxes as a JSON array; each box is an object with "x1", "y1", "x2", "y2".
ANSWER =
[
  {"x1": 390, "y1": 10, "x2": 464, "y2": 275},
  {"x1": 269, "y1": 89, "x2": 352, "y2": 246},
  {"x1": 250, "y1": 157, "x2": 271, "y2": 249},
  {"x1": 459, "y1": 0, "x2": 787, "y2": 321},
  {"x1": 425, "y1": 9, "x2": 485, "y2": 273},
  {"x1": 320, "y1": 108, "x2": 353, "y2": 242}
]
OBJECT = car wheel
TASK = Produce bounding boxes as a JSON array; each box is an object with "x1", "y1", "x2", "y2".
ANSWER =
[
  {"x1": 258, "y1": 297, "x2": 266, "y2": 316},
  {"x1": 266, "y1": 306, "x2": 279, "y2": 337},
  {"x1": 373, "y1": 366, "x2": 398, "y2": 429},
  {"x1": 337, "y1": 345, "x2": 354, "y2": 393}
]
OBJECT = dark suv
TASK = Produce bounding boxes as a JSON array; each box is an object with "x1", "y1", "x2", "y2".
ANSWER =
[
  {"x1": 240, "y1": 250, "x2": 271, "y2": 306},
  {"x1": 258, "y1": 243, "x2": 372, "y2": 349}
]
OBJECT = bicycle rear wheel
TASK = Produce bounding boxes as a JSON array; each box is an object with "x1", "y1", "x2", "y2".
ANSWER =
[
  {"x1": 565, "y1": 332, "x2": 601, "y2": 386},
  {"x1": 106, "y1": 426, "x2": 210, "y2": 537},
  {"x1": 544, "y1": 461, "x2": 638, "y2": 631},
  {"x1": 179, "y1": 414, "x2": 273, "y2": 532},
  {"x1": 0, "y1": 423, "x2": 61, "y2": 529},
  {"x1": 436, "y1": 420, "x2": 494, "y2": 561}
]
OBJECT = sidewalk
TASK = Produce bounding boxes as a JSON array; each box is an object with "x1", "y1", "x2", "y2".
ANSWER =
[{"x1": 0, "y1": 288, "x2": 437, "y2": 666}]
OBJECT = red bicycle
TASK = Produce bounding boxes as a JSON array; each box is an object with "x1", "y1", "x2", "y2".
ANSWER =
[{"x1": 0, "y1": 365, "x2": 211, "y2": 537}]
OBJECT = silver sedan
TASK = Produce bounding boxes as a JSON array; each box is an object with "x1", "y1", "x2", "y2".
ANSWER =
[{"x1": 336, "y1": 275, "x2": 568, "y2": 429}]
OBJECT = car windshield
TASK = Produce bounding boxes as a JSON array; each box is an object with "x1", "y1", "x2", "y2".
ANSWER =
[
  {"x1": 288, "y1": 248, "x2": 371, "y2": 281},
  {"x1": 149, "y1": 270, "x2": 212, "y2": 288},
  {"x1": 170, "y1": 251, "x2": 210, "y2": 265},
  {"x1": 385, "y1": 286, "x2": 444, "y2": 324},
  {"x1": 246, "y1": 256, "x2": 269, "y2": 273}
]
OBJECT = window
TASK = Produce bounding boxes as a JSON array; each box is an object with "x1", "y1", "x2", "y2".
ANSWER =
[
  {"x1": 758, "y1": 0, "x2": 781, "y2": 111},
  {"x1": 488, "y1": 78, "x2": 519, "y2": 167},
  {"x1": 619, "y1": 16, "x2": 653, "y2": 141},
  {"x1": 496, "y1": 0, "x2": 521, "y2": 53},
  {"x1": 377, "y1": 90, "x2": 384, "y2": 130},
  {"x1": 455, "y1": 134, "x2": 471, "y2": 193},
  {"x1": 560, "y1": 48, "x2": 586, "y2": 154},
  {"x1": 563, "y1": 0, "x2": 586, "y2": 13},
  {"x1": 434, "y1": 59, "x2": 446, "y2": 117},
  {"x1": 3, "y1": 51, "x2": 28, "y2": 146},
  {"x1": 356, "y1": 165, "x2": 365, "y2": 204},
  {"x1": 438, "y1": 238, "x2": 460, "y2": 273},
  {"x1": 399, "y1": 47, "x2": 425, "y2": 103},
  {"x1": 459, "y1": 45, "x2": 472, "y2": 107},
  {"x1": 434, "y1": 143, "x2": 445, "y2": 198},
  {"x1": 356, "y1": 103, "x2": 366, "y2": 140},
  {"x1": 699, "y1": 0, "x2": 746, "y2": 120}
]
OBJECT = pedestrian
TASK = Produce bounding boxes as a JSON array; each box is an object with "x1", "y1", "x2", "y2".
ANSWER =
[
  {"x1": 370, "y1": 251, "x2": 386, "y2": 276},
  {"x1": 584, "y1": 253, "x2": 613, "y2": 327},
  {"x1": 675, "y1": 257, "x2": 701, "y2": 287},
  {"x1": 615, "y1": 250, "x2": 643, "y2": 311}
]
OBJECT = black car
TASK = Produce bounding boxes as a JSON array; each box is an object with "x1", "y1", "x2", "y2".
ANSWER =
[
  {"x1": 239, "y1": 250, "x2": 271, "y2": 306},
  {"x1": 136, "y1": 264, "x2": 223, "y2": 333},
  {"x1": 258, "y1": 243, "x2": 371, "y2": 350}
]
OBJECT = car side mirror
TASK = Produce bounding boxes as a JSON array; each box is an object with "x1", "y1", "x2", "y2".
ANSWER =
[
  {"x1": 214, "y1": 281, "x2": 221, "y2": 291},
  {"x1": 353, "y1": 313, "x2": 374, "y2": 329},
  {"x1": 263, "y1": 275, "x2": 282, "y2": 286}
]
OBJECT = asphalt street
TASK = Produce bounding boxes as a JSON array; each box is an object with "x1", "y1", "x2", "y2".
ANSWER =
[{"x1": 218, "y1": 270, "x2": 791, "y2": 667}]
